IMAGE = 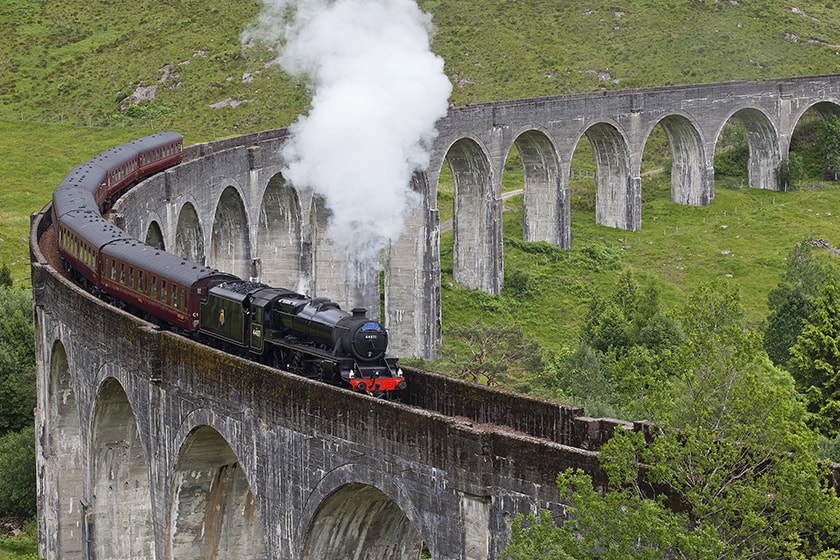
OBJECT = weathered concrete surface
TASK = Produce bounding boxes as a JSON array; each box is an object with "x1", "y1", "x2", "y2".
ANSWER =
[{"x1": 112, "y1": 76, "x2": 840, "y2": 359}]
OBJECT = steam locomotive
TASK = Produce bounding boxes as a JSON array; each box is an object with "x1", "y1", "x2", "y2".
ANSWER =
[{"x1": 51, "y1": 132, "x2": 406, "y2": 399}]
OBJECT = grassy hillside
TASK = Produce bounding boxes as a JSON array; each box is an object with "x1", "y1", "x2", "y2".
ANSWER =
[
  {"x1": 3, "y1": 1, "x2": 840, "y2": 131},
  {"x1": 2, "y1": 0, "x2": 840, "y2": 350}
]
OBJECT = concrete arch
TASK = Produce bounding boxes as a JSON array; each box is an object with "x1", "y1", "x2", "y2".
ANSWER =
[
  {"x1": 446, "y1": 137, "x2": 502, "y2": 293},
  {"x1": 42, "y1": 340, "x2": 84, "y2": 559},
  {"x1": 579, "y1": 121, "x2": 636, "y2": 230},
  {"x1": 145, "y1": 220, "x2": 165, "y2": 250},
  {"x1": 90, "y1": 377, "x2": 154, "y2": 559},
  {"x1": 301, "y1": 483, "x2": 422, "y2": 560},
  {"x1": 719, "y1": 107, "x2": 781, "y2": 190},
  {"x1": 257, "y1": 173, "x2": 304, "y2": 289},
  {"x1": 169, "y1": 425, "x2": 265, "y2": 560},
  {"x1": 648, "y1": 114, "x2": 711, "y2": 205},
  {"x1": 790, "y1": 100, "x2": 840, "y2": 132},
  {"x1": 510, "y1": 129, "x2": 568, "y2": 247},
  {"x1": 210, "y1": 185, "x2": 252, "y2": 279},
  {"x1": 175, "y1": 201, "x2": 205, "y2": 265}
]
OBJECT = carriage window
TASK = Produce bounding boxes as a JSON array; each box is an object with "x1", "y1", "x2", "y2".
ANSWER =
[
  {"x1": 119, "y1": 263, "x2": 125, "y2": 284},
  {"x1": 110, "y1": 260, "x2": 116, "y2": 280},
  {"x1": 171, "y1": 284, "x2": 179, "y2": 308},
  {"x1": 128, "y1": 267, "x2": 135, "y2": 289},
  {"x1": 138, "y1": 271, "x2": 144, "y2": 292},
  {"x1": 151, "y1": 277, "x2": 157, "y2": 299},
  {"x1": 180, "y1": 288, "x2": 186, "y2": 310},
  {"x1": 160, "y1": 280, "x2": 167, "y2": 303}
]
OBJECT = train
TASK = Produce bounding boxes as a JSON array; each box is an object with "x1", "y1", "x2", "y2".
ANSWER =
[{"x1": 51, "y1": 132, "x2": 406, "y2": 399}]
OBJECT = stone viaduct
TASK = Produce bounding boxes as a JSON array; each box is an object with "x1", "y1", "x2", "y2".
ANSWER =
[
  {"x1": 111, "y1": 74, "x2": 840, "y2": 360},
  {"x1": 31, "y1": 74, "x2": 840, "y2": 559}
]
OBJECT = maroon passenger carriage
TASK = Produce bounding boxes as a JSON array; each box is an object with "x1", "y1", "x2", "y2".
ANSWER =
[
  {"x1": 52, "y1": 132, "x2": 237, "y2": 331},
  {"x1": 51, "y1": 131, "x2": 406, "y2": 399}
]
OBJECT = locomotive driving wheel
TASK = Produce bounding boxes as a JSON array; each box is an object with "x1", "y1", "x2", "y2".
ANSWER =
[{"x1": 271, "y1": 347, "x2": 290, "y2": 371}]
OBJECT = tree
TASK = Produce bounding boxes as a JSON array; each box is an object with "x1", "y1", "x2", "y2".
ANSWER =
[
  {"x1": 764, "y1": 240, "x2": 836, "y2": 367},
  {"x1": 776, "y1": 153, "x2": 805, "y2": 191},
  {"x1": 582, "y1": 270, "x2": 676, "y2": 356},
  {"x1": 0, "y1": 264, "x2": 11, "y2": 289},
  {"x1": 504, "y1": 281, "x2": 840, "y2": 559},
  {"x1": 441, "y1": 319, "x2": 543, "y2": 387},
  {"x1": 544, "y1": 270, "x2": 682, "y2": 419},
  {"x1": 788, "y1": 279, "x2": 840, "y2": 437},
  {"x1": 540, "y1": 342, "x2": 618, "y2": 417},
  {"x1": 0, "y1": 426, "x2": 36, "y2": 518},
  {"x1": 817, "y1": 115, "x2": 840, "y2": 180},
  {"x1": 0, "y1": 288, "x2": 36, "y2": 436}
]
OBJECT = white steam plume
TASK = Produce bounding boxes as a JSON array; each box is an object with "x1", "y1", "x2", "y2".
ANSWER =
[{"x1": 242, "y1": 0, "x2": 452, "y2": 293}]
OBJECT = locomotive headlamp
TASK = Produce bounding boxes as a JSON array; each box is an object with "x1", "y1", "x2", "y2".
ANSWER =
[{"x1": 357, "y1": 382, "x2": 367, "y2": 393}]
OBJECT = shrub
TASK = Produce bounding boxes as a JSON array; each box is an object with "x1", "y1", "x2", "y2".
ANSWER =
[{"x1": 0, "y1": 427, "x2": 36, "y2": 518}]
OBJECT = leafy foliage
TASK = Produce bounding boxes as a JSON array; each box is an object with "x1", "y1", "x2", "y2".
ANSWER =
[
  {"x1": 0, "y1": 264, "x2": 11, "y2": 288},
  {"x1": 776, "y1": 153, "x2": 806, "y2": 191},
  {"x1": 534, "y1": 271, "x2": 682, "y2": 418},
  {"x1": 0, "y1": 427, "x2": 35, "y2": 518},
  {"x1": 788, "y1": 279, "x2": 840, "y2": 437},
  {"x1": 0, "y1": 288, "x2": 35, "y2": 436},
  {"x1": 713, "y1": 139, "x2": 749, "y2": 180},
  {"x1": 0, "y1": 518, "x2": 38, "y2": 560},
  {"x1": 504, "y1": 281, "x2": 840, "y2": 559},
  {"x1": 0, "y1": 288, "x2": 36, "y2": 522},
  {"x1": 764, "y1": 240, "x2": 837, "y2": 367},
  {"x1": 817, "y1": 116, "x2": 840, "y2": 180},
  {"x1": 440, "y1": 319, "x2": 543, "y2": 387}
]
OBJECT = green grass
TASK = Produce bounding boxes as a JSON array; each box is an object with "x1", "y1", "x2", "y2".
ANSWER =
[{"x1": 4, "y1": 1, "x2": 840, "y2": 129}]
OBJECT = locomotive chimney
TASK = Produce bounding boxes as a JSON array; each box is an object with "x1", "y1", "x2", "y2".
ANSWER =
[{"x1": 351, "y1": 308, "x2": 367, "y2": 318}]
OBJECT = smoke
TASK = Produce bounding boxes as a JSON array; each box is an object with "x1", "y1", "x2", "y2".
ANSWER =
[{"x1": 242, "y1": 0, "x2": 452, "y2": 290}]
